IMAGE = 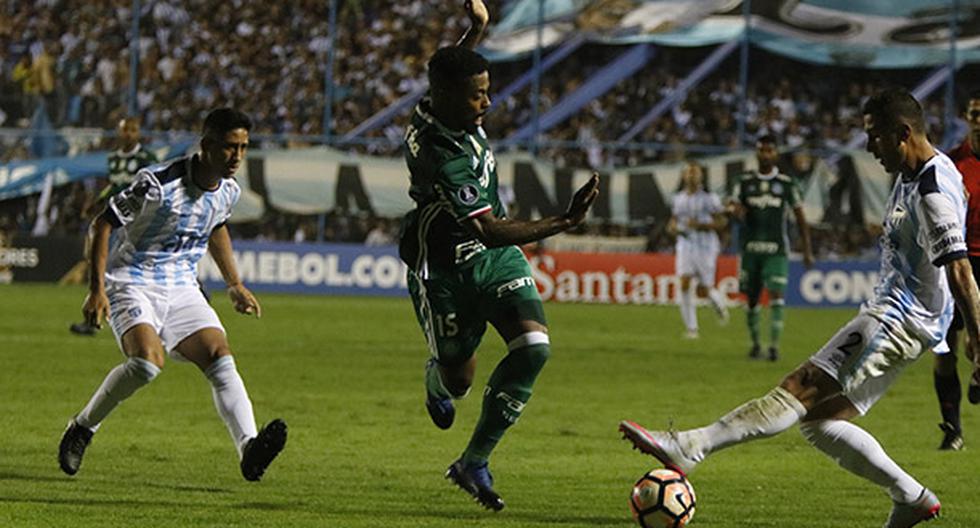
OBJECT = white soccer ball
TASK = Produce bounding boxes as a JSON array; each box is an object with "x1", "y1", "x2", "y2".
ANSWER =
[{"x1": 629, "y1": 468, "x2": 697, "y2": 528}]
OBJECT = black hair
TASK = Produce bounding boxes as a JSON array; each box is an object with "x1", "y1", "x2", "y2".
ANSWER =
[
  {"x1": 862, "y1": 88, "x2": 925, "y2": 133},
  {"x1": 756, "y1": 134, "x2": 776, "y2": 146},
  {"x1": 202, "y1": 107, "x2": 252, "y2": 138},
  {"x1": 427, "y1": 46, "x2": 490, "y2": 92}
]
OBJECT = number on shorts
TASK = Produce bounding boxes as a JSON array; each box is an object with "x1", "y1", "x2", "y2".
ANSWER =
[{"x1": 435, "y1": 313, "x2": 458, "y2": 337}]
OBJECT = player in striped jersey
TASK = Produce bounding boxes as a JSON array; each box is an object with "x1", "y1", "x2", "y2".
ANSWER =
[
  {"x1": 668, "y1": 161, "x2": 729, "y2": 339},
  {"x1": 58, "y1": 108, "x2": 287, "y2": 482},
  {"x1": 400, "y1": 0, "x2": 599, "y2": 511},
  {"x1": 622, "y1": 89, "x2": 980, "y2": 527},
  {"x1": 69, "y1": 117, "x2": 158, "y2": 336}
]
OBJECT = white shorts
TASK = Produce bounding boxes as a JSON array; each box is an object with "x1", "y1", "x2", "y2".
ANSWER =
[
  {"x1": 676, "y1": 246, "x2": 718, "y2": 286},
  {"x1": 106, "y1": 282, "x2": 224, "y2": 360},
  {"x1": 809, "y1": 314, "x2": 925, "y2": 415}
]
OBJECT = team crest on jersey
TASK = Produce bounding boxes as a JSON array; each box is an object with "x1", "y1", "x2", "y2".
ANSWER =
[
  {"x1": 772, "y1": 182, "x2": 782, "y2": 194},
  {"x1": 889, "y1": 204, "x2": 907, "y2": 222},
  {"x1": 458, "y1": 183, "x2": 480, "y2": 205},
  {"x1": 760, "y1": 181, "x2": 769, "y2": 192}
]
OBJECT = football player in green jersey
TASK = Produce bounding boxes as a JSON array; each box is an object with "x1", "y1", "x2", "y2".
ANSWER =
[
  {"x1": 399, "y1": 0, "x2": 599, "y2": 511},
  {"x1": 728, "y1": 135, "x2": 813, "y2": 361},
  {"x1": 69, "y1": 117, "x2": 158, "y2": 336}
]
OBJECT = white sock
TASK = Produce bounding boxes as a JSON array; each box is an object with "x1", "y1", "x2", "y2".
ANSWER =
[
  {"x1": 682, "y1": 285, "x2": 698, "y2": 331},
  {"x1": 76, "y1": 357, "x2": 160, "y2": 431},
  {"x1": 678, "y1": 387, "x2": 806, "y2": 463},
  {"x1": 678, "y1": 285, "x2": 693, "y2": 331},
  {"x1": 800, "y1": 419, "x2": 923, "y2": 503},
  {"x1": 707, "y1": 288, "x2": 727, "y2": 315},
  {"x1": 204, "y1": 356, "x2": 258, "y2": 457}
]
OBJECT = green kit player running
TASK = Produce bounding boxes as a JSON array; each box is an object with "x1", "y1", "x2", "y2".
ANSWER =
[
  {"x1": 728, "y1": 135, "x2": 813, "y2": 361},
  {"x1": 399, "y1": 0, "x2": 599, "y2": 512}
]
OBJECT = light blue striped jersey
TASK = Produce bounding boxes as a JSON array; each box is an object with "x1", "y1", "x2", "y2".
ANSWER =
[
  {"x1": 672, "y1": 190, "x2": 722, "y2": 254},
  {"x1": 104, "y1": 154, "x2": 241, "y2": 286},
  {"x1": 861, "y1": 152, "x2": 967, "y2": 351}
]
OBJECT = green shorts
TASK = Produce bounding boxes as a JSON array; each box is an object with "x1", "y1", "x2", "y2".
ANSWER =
[
  {"x1": 408, "y1": 246, "x2": 546, "y2": 367},
  {"x1": 739, "y1": 253, "x2": 788, "y2": 297}
]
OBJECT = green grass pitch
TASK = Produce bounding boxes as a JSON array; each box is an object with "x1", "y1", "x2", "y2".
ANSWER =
[{"x1": 1, "y1": 284, "x2": 978, "y2": 527}]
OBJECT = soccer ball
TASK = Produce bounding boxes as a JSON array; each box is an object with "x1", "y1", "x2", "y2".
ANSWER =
[{"x1": 629, "y1": 468, "x2": 696, "y2": 528}]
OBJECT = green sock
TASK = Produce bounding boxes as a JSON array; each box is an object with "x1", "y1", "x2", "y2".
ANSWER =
[
  {"x1": 462, "y1": 341, "x2": 550, "y2": 466},
  {"x1": 770, "y1": 300, "x2": 784, "y2": 348},
  {"x1": 425, "y1": 359, "x2": 452, "y2": 400},
  {"x1": 747, "y1": 305, "x2": 761, "y2": 347}
]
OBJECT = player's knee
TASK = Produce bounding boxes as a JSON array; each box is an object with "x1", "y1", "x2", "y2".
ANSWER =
[
  {"x1": 508, "y1": 331, "x2": 551, "y2": 372},
  {"x1": 125, "y1": 356, "x2": 161, "y2": 383},
  {"x1": 780, "y1": 362, "x2": 839, "y2": 409},
  {"x1": 131, "y1": 348, "x2": 165, "y2": 369}
]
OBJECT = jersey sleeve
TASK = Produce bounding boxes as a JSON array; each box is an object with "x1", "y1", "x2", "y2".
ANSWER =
[
  {"x1": 671, "y1": 194, "x2": 681, "y2": 216},
  {"x1": 218, "y1": 180, "x2": 242, "y2": 226},
  {"x1": 106, "y1": 170, "x2": 162, "y2": 227},
  {"x1": 787, "y1": 178, "x2": 803, "y2": 208},
  {"x1": 916, "y1": 170, "x2": 967, "y2": 267},
  {"x1": 434, "y1": 155, "x2": 492, "y2": 221}
]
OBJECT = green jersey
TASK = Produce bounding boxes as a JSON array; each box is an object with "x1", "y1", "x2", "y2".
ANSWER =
[
  {"x1": 399, "y1": 98, "x2": 504, "y2": 273},
  {"x1": 100, "y1": 144, "x2": 158, "y2": 200},
  {"x1": 734, "y1": 170, "x2": 802, "y2": 256}
]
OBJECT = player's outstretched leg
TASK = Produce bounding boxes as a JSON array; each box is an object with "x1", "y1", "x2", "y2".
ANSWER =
[
  {"x1": 451, "y1": 331, "x2": 549, "y2": 510},
  {"x1": 446, "y1": 459, "x2": 504, "y2": 511},
  {"x1": 204, "y1": 355, "x2": 259, "y2": 454},
  {"x1": 799, "y1": 419, "x2": 938, "y2": 528},
  {"x1": 618, "y1": 421, "x2": 699, "y2": 476},
  {"x1": 58, "y1": 419, "x2": 94, "y2": 475},
  {"x1": 620, "y1": 386, "x2": 806, "y2": 475},
  {"x1": 425, "y1": 358, "x2": 456, "y2": 430},
  {"x1": 59, "y1": 357, "x2": 161, "y2": 474},
  {"x1": 240, "y1": 419, "x2": 288, "y2": 482}
]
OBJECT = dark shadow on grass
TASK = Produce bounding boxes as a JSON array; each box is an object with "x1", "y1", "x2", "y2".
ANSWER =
[
  {"x1": 0, "y1": 496, "x2": 305, "y2": 512},
  {"x1": 144, "y1": 481, "x2": 233, "y2": 494},
  {"x1": 0, "y1": 471, "x2": 72, "y2": 483},
  {"x1": 332, "y1": 505, "x2": 624, "y2": 526},
  {"x1": 232, "y1": 501, "x2": 306, "y2": 511}
]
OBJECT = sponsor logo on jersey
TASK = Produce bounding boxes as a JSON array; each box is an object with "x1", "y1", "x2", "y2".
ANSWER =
[{"x1": 746, "y1": 195, "x2": 784, "y2": 208}]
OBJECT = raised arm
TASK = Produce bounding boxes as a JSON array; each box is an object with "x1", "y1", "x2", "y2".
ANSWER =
[
  {"x1": 457, "y1": 0, "x2": 489, "y2": 50},
  {"x1": 208, "y1": 224, "x2": 261, "y2": 318},
  {"x1": 466, "y1": 174, "x2": 599, "y2": 248},
  {"x1": 793, "y1": 206, "x2": 814, "y2": 268}
]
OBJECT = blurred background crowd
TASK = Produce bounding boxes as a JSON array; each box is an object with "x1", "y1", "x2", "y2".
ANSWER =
[{"x1": 0, "y1": 0, "x2": 976, "y2": 259}]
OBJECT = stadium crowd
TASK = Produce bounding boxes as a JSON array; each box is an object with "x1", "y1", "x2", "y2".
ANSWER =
[{"x1": 0, "y1": 0, "x2": 973, "y2": 259}]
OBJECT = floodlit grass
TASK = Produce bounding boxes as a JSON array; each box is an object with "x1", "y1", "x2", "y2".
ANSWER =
[{"x1": 1, "y1": 283, "x2": 978, "y2": 527}]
